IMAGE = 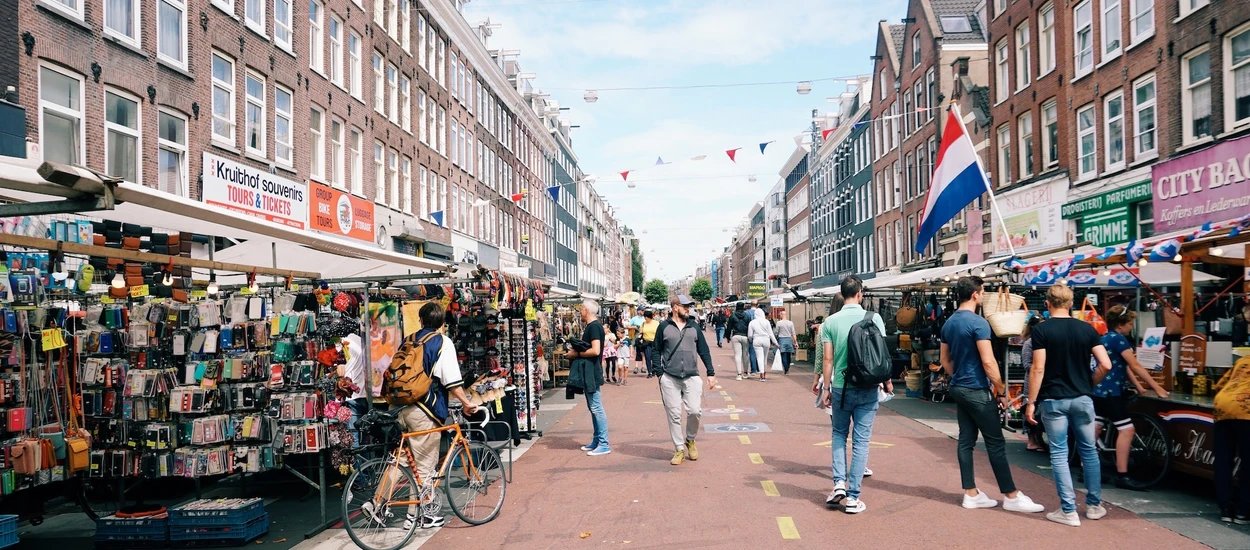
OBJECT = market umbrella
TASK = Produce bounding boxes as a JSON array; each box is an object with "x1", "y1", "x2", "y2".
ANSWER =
[{"x1": 617, "y1": 291, "x2": 641, "y2": 304}]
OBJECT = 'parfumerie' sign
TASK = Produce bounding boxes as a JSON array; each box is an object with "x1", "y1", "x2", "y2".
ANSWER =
[{"x1": 1152, "y1": 135, "x2": 1250, "y2": 231}]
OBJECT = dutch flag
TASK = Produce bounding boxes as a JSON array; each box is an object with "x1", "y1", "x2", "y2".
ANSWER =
[{"x1": 916, "y1": 106, "x2": 991, "y2": 254}]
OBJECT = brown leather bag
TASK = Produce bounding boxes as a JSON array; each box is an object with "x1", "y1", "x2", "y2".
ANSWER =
[
  {"x1": 10, "y1": 440, "x2": 38, "y2": 475},
  {"x1": 62, "y1": 353, "x2": 91, "y2": 474},
  {"x1": 895, "y1": 306, "x2": 918, "y2": 330},
  {"x1": 1163, "y1": 306, "x2": 1183, "y2": 335}
]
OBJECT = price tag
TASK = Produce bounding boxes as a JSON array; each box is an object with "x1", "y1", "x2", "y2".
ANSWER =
[
  {"x1": 41, "y1": 328, "x2": 67, "y2": 351},
  {"x1": 544, "y1": 304, "x2": 554, "y2": 313},
  {"x1": 100, "y1": 296, "x2": 115, "y2": 304},
  {"x1": 494, "y1": 398, "x2": 503, "y2": 414},
  {"x1": 290, "y1": 284, "x2": 300, "y2": 291},
  {"x1": 129, "y1": 284, "x2": 150, "y2": 298},
  {"x1": 190, "y1": 290, "x2": 207, "y2": 300},
  {"x1": 239, "y1": 286, "x2": 256, "y2": 296}
]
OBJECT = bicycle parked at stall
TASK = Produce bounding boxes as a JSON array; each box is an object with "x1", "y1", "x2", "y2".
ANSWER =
[{"x1": 342, "y1": 406, "x2": 506, "y2": 550}]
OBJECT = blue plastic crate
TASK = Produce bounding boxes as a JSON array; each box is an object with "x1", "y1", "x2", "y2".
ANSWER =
[
  {"x1": 96, "y1": 514, "x2": 169, "y2": 536},
  {"x1": 169, "y1": 498, "x2": 264, "y2": 525},
  {"x1": 169, "y1": 513, "x2": 268, "y2": 545},
  {"x1": 0, "y1": 529, "x2": 15, "y2": 550}
]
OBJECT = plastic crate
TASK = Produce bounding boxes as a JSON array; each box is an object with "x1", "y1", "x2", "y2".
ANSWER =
[
  {"x1": 0, "y1": 514, "x2": 16, "y2": 549},
  {"x1": 169, "y1": 513, "x2": 268, "y2": 546},
  {"x1": 169, "y1": 498, "x2": 264, "y2": 525}
]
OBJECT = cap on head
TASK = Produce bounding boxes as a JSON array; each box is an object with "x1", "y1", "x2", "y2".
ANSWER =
[{"x1": 672, "y1": 294, "x2": 696, "y2": 306}]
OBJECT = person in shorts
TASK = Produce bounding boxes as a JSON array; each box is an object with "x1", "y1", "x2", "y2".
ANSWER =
[{"x1": 1094, "y1": 305, "x2": 1169, "y2": 491}]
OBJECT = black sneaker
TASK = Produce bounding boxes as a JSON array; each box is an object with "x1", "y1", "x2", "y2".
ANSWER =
[
  {"x1": 1221, "y1": 508, "x2": 1234, "y2": 523},
  {"x1": 1115, "y1": 475, "x2": 1148, "y2": 492},
  {"x1": 1236, "y1": 514, "x2": 1250, "y2": 525}
]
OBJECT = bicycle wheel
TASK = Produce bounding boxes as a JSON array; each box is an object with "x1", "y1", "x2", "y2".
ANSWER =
[
  {"x1": 442, "y1": 440, "x2": 506, "y2": 526},
  {"x1": 1125, "y1": 412, "x2": 1172, "y2": 488},
  {"x1": 343, "y1": 458, "x2": 421, "y2": 550},
  {"x1": 78, "y1": 476, "x2": 121, "y2": 521}
]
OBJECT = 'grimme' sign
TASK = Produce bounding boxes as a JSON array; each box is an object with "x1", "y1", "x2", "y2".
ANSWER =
[{"x1": 1153, "y1": 134, "x2": 1250, "y2": 232}]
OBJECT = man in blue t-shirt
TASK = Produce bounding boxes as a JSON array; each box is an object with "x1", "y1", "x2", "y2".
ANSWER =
[{"x1": 942, "y1": 276, "x2": 1043, "y2": 514}]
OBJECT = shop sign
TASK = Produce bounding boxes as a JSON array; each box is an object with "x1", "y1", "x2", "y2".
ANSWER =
[
  {"x1": 1152, "y1": 134, "x2": 1250, "y2": 231},
  {"x1": 1063, "y1": 181, "x2": 1151, "y2": 247},
  {"x1": 992, "y1": 179, "x2": 1068, "y2": 255},
  {"x1": 201, "y1": 152, "x2": 307, "y2": 229},
  {"x1": 308, "y1": 181, "x2": 375, "y2": 243},
  {"x1": 747, "y1": 282, "x2": 766, "y2": 299},
  {"x1": 1131, "y1": 398, "x2": 1221, "y2": 480},
  {"x1": 1177, "y1": 333, "x2": 1207, "y2": 373},
  {"x1": 451, "y1": 233, "x2": 479, "y2": 265},
  {"x1": 1061, "y1": 181, "x2": 1152, "y2": 217}
]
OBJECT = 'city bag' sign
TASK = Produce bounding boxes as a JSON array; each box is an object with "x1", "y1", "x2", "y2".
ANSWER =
[
  {"x1": 201, "y1": 152, "x2": 308, "y2": 229},
  {"x1": 1152, "y1": 135, "x2": 1250, "y2": 232}
]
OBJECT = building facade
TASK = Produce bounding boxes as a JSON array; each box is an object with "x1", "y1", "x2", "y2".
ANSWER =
[{"x1": 764, "y1": 176, "x2": 788, "y2": 290}]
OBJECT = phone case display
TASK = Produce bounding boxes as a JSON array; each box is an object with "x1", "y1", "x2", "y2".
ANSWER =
[{"x1": 503, "y1": 318, "x2": 539, "y2": 432}]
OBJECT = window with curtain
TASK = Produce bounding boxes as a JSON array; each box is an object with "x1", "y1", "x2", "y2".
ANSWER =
[
  {"x1": 158, "y1": 0, "x2": 186, "y2": 66},
  {"x1": 244, "y1": 72, "x2": 265, "y2": 156},
  {"x1": 1133, "y1": 75, "x2": 1157, "y2": 157},
  {"x1": 105, "y1": 90, "x2": 140, "y2": 184},
  {"x1": 1183, "y1": 48, "x2": 1212, "y2": 143},
  {"x1": 39, "y1": 65, "x2": 84, "y2": 166},
  {"x1": 1228, "y1": 26, "x2": 1250, "y2": 128},
  {"x1": 1105, "y1": 93, "x2": 1125, "y2": 169},
  {"x1": 158, "y1": 110, "x2": 187, "y2": 197},
  {"x1": 1077, "y1": 104, "x2": 1097, "y2": 178},
  {"x1": 275, "y1": 86, "x2": 293, "y2": 165}
]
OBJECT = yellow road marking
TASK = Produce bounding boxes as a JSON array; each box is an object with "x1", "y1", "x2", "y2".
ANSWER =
[
  {"x1": 761, "y1": 481, "x2": 780, "y2": 497},
  {"x1": 777, "y1": 517, "x2": 800, "y2": 540},
  {"x1": 728, "y1": 405, "x2": 739, "y2": 410},
  {"x1": 814, "y1": 440, "x2": 895, "y2": 448},
  {"x1": 643, "y1": 400, "x2": 663, "y2": 404},
  {"x1": 738, "y1": 435, "x2": 751, "y2": 445},
  {"x1": 719, "y1": 390, "x2": 728, "y2": 395},
  {"x1": 748, "y1": 453, "x2": 764, "y2": 464},
  {"x1": 730, "y1": 414, "x2": 740, "y2": 420}
]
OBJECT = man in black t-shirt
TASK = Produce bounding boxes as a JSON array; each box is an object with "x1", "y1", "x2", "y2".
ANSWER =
[
  {"x1": 569, "y1": 300, "x2": 610, "y2": 456},
  {"x1": 1025, "y1": 283, "x2": 1113, "y2": 527}
]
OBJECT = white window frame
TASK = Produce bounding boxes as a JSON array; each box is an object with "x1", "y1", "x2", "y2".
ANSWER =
[
  {"x1": 418, "y1": 16, "x2": 427, "y2": 69},
  {"x1": 374, "y1": 141, "x2": 385, "y2": 203},
  {"x1": 1039, "y1": 3, "x2": 1055, "y2": 76},
  {"x1": 1182, "y1": 46, "x2": 1213, "y2": 145},
  {"x1": 1180, "y1": 0, "x2": 1209, "y2": 19},
  {"x1": 387, "y1": 0, "x2": 398, "y2": 42},
  {"x1": 244, "y1": 71, "x2": 266, "y2": 157},
  {"x1": 450, "y1": 119, "x2": 459, "y2": 167},
  {"x1": 1103, "y1": 0, "x2": 1122, "y2": 60},
  {"x1": 419, "y1": 165, "x2": 428, "y2": 220},
  {"x1": 308, "y1": 0, "x2": 324, "y2": 75},
  {"x1": 1077, "y1": 103, "x2": 1098, "y2": 180},
  {"x1": 1018, "y1": 112, "x2": 1034, "y2": 179},
  {"x1": 274, "y1": 85, "x2": 293, "y2": 166},
  {"x1": 310, "y1": 106, "x2": 325, "y2": 179},
  {"x1": 1104, "y1": 92, "x2": 1126, "y2": 171},
  {"x1": 157, "y1": 0, "x2": 187, "y2": 68},
  {"x1": 274, "y1": 0, "x2": 292, "y2": 51},
  {"x1": 1073, "y1": 1, "x2": 1093, "y2": 78},
  {"x1": 373, "y1": 52, "x2": 384, "y2": 114},
  {"x1": 44, "y1": 0, "x2": 84, "y2": 20},
  {"x1": 104, "y1": 0, "x2": 141, "y2": 47},
  {"x1": 912, "y1": 31, "x2": 921, "y2": 69},
  {"x1": 329, "y1": 17, "x2": 343, "y2": 87},
  {"x1": 1042, "y1": 99, "x2": 1058, "y2": 168},
  {"x1": 104, "y1": 88, "x2": 141, "y2": 185},
  {"x1": 39, "y1": 64, "x2": 85, "y2": 167},
  {"x1": 437, "y1": 107, "x2": 446, "y2": 157},
  {"x1": 450, "y1": 51, "x2": 459, "y2": 99},
  {"x1": 244, "y1": 0, "x2": 264, "y2": 35},
  {"x1": 402, "y1": 156, "x2": 412, "y2": 214},
  {"x1": 329, "y1": 118, "x2": 344, "y2": 188},
  {"x1": 388, "y1": 149, "x2": 399, "y2": 209},
  {"x1": 1132, "y1": 74, "x2": 1157, "y2": 159},
  {"x1": 373, "y1": 0, "x2": 384, "y2": 26},
  {"x1": 995, "y1": 39, "x2": 1010, "y2": 103},
  {"x1": 1224, "y1": 23, "x2": 1250, "y2": 131},
  {"x1": 1130, "y1": 0, "x2": 1153, "y2": 45},
  {"x1": 157, "y1": 108, "x2": 188, "y2": 197},
  {"x1": 387, "y1": 63, "x2": 399, "y2": 123},
  {"x1": 350, "y1": 127, "x2": 363, "y2": 195},
  {"x1": 349, "y1": 32, "x2": 362, "y2": 100},
  {"x1": 997, "y1": 124, "x2": 1012, "y2": 188},
  {"x1": 401, "y1": 0, "x2": 410, "y2": 53},
  {"x1": 418, "y1": 89, "x2": 427, "y2": 144},
  {"x1": 1015, "y1": 23, "x2": 1031, "y2": 91},
  {"x1": 210, "y1": 51, "x2": 235, "y2": 145},
  {"x1": 400, "y1": 74, "x2": 411, "y2": 133}
]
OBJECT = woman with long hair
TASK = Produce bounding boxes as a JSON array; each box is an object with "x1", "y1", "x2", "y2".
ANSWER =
[
  {"x1": 748, "y1": 308, "x2": 779, "y2": 382},
  {"x1": 1021, "y1": 316, "x2": 1047, "y2": 452},
  {"x1": 812, "y1": 294, "x2": 846, "y2": 395}
]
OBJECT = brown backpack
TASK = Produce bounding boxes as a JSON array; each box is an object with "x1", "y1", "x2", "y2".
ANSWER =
[{"x1": 383, "y1": 332, "x2": 439, "y2": 406}]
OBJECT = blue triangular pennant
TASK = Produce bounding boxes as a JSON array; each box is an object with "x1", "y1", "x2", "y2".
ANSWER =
[
  {"x1": 429, "y1": 211, "x2": 444, "y2": 228},
  {"x1": 759, "y1": 141, "x2": 773, "y2": 154},
  {"x1": 655, "y1": 156, "x2": 667, "y2": 165},
  {"x1": 547, "y1": 186, "x2": 560, "y2": 203}
]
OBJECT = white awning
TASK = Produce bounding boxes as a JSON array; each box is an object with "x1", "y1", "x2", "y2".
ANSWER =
[{"x1": 866, "y1": 257, "x2": 1009, "y2": 289}]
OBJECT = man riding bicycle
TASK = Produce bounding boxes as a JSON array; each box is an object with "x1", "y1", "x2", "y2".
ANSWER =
[{"x1": 366, "y1": 302, "x2": 479, "y2": 530}]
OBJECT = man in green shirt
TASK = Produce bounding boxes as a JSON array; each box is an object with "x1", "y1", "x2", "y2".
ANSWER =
[{"x1": 820, "y1": 276, "x2": 890, "y2": 515}]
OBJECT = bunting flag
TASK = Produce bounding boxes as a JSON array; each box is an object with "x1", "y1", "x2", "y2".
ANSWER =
[
  {"x1": 1125, "y1": 240, "x2": 1146, "y2": 264},
  {"x1": 547, "y1": 186, "x2": 560, "y2": 203},
  {"x1": 1188, "y1": 221, "x2": 1214, "y2": 241},
  {"x1": 1003, "y1": 257, "x2": 1027, "y2": 269},
  {"x1": 821, "y1": 128, "x2": 836, "y2": 140},
  {"x1": 690, "y1": 155, "x2": 707, "y2": 161},
  {"x1": 726, "y1": 148, "x2": 741, "y2": 163},
  {"x1": 620, "y1": 170, "x2": 631, "y2": 181},
  {"x1": 1067, "y1": 270, "x2": 1098, "y2": 285},
  {"x1": 655, "y1": 157, "x2": 668, "y2": 165},
  {"x1": 510, "y1": 193, "x2": 525, "y2": 203},
  {"x1": 759, "y1": 141, "x2": 773, "y2": 154},
  {"x1": 1097, "y1": 247, "x2": 1117, "y2": 261},
  {"x1": 429, "y1": 211, "x2": 444, "y2": 228},
  {"x1": 1148, "y1": 238, "x2": 1182, "y2": 262},
  {"x1": 473, "y1": 198, "x2": 489, "y2": 207},
  {"x1": 1054, "y1": 257, "x2": 1075, "y2": 278}
]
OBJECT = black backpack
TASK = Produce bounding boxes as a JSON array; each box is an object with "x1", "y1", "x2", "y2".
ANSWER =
[{"x1": 845, "y1": 311, "x2": 892, "y2": 389}]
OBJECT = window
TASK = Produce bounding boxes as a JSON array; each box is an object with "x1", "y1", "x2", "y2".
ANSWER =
[
  {"x1": 387, "y1": 63, "x2": 398, "y2": 123},
  {"x1": 105, "y1": 90, "x2": 140, "y2": 184},
  {"x1": 995, "y1": 40, "x2": 1009, "y2": 102},
  {"x1": 274, "y1": 0, "x2": 292, "y2": 49},
  {"x1": 308, "y1": 1, "x2": 324, "y2": 74},
  {"x1": 418, "y1": 90, "x2": 427, "y2": 144},
  {"x1": 104, "y1": 0, "x2": 140, "y2": 46},
  {"x1": 373, "y1": 0, "x2": 384, "y2": 26},
  {"x1": 450, "y1": 52, "x2": 459, "y2": 98},
  {"x1": 903, "y1": 91, "x2": 912, "y2": 135},
  {"x1": 997, "y1": 124, "x2": 1012, "y2": 188},
  {"x1": 913, "y1": 81, "x2": 924, "y2": 130},
  {"x1": 1016, "y1": 23, "x2": 1031, "y2": 90},
  {"x1": 388, "y1": 149, "x2": 399, "y2": 209},
  {"x1": 373, "y1": 52, "x2": 384, "y2": 113},
  {"x1": 994, "y1": 0, "x2": 1006, "y2": 17},
  {"x1": 926, "y1": 69, "x2": 935, "y2": 120},
  {"x1": 1181, "y1": 0, "x2": 1209, "y2": 18},
  {"x1": 244, "y1": 72, "x2": 265, "y2": 156},
  {"x1": 1077, "y1": 104, "x2": 1097, "y2": 178},
  {"x1": 329, "y1": 17, "x2": 343, "y2": 86},
  {"x1": 1183, "y1": 48, "x2": 1212, "y2": 143},
  {"x1": 400, "y1": 75, "x2": 411, "y2": 132},
  {"x1": 310, "y1": 107, "x2": 324, "y2": 178},
  {"x1": 437, "y1": 39, "x2": 446, "y2": 86},
  {"x1": 274, "y1": 85, "x2": 292, "y2": 165},
  {"x1": 940, "y1": 15, "x2": 971, "y2": 33},
  {"x1": 1039, "y1": 3, "x2": 1055, "y2": 75},
  {"x1": 450, "y1": 119, "x2": 459, "y2": 166},
  {"x1": 157, "y1": 110, "x2": 187, "y2": 196},
  {"x1": 1137, "y1": 202, "x2": 1154, "y2": 239},
  {"x1": 39, "y1": 65, "x2": 84, "y2": 166},
  {"x1": 426, "y1": 24, "x2": 437, "y2": 78},
  {"x1": 374, "y1": 142, "x2": 385, "y2": 203},
  {"x1": 330, "y1": 118, "x2": 344, "y2": 188},
  {"x1": 904, "y1": 152, "x2": 914, "y2": 197},
  {"x1": 1105, "y1": 93, "x2": 1125, "y2": 169},
  {"x1": 1133, "y1": 75, "x2": 1157, "y2": 157},
  {"x1": 419, "y1": 165, "x2": 428, "y2": 219},
  {"x1": 401, "y1": 0, "x2": 410, "y2": 52},
  {"x1": 1103, "y1": 0, "x2": 1122, "y2": 59},
  {"x1": 244, "y1": 0, "x2": 263, "y2": 33},
  {"x1": 1042, "y1": 99, "x2": 1059, "y2": 167},
  {"x1": 387, "y1": 0, "x2": 397, "y2": 41},
  {"x1": 1227, "y1": 25, "x2": 1250, "y2": 129},
  {"x1": 1018, "y1": 113, "x2": 1034, "y2": 178},
  {"x1": 157, "y1": 0, "x2": 186, "y2": 67},
  {"x1": 45, "y1": 0, "x2": 82, "y2": 19},
  {"x1": 210, "y1": 52, "x2": 234, "y2": 144},
  {"x1": 349, "y1": 33, "x2": 362, "y2": 99},
  {"x1": 437, "y1": 107, "x2": 446, "y2": 156},
  {"x1": 912, "y1": 31, "x2": 921, "y2": 68},
  {"x1": 350, "y1": 128, "x2": 363, "y2": 195},
  {"x1": 1074, "y1": 1, "x2": 1093, "y2": 77},
  {"x1": 418, "y1": 17, "x2": 427, "y2": 69},
  {"x1": 1130, "y1": 0, "x2": 1153, "y2": 42},
  {"x1": 402, "y1": 156, "x2": 412, "y2": 213}
]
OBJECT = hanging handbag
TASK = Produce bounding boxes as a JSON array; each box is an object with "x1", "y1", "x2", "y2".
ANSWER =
[
  {"x1": 895, "y1": 305, "x2": 918, "y2": 330},
  {"x1": 1162, "y1": 304, "x2": 1183, "y2": 335},
  {"x1": 985, "y1": 288, "x2": 1029, "y2": 337},
  {"x1": 60, "y1": 352, "x2": 90, "y2": 473},
  {"x1": 1080, "y1": 298, "x2": 1109, "y2": 336}
]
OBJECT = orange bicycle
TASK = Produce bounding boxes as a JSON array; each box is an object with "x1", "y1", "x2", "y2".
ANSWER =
[{"x1": 342, "y1": 406, "x2": 507, "y2": 550}]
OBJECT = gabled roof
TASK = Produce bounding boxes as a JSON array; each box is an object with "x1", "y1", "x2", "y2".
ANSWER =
[
  {"x1": 889, "y1": 24, "x2": 906, "y2": 53},
  {"x1": 928, "y1": 0, "x2": 986, "y2": 43},
  {"x1": 878, "y1": 21, "x2": 903, "y2": 74}
]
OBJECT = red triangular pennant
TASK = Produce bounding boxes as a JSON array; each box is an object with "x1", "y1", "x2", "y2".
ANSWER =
[
  {"x1": 822, "y1": 128, "x2": 836, "y2": 140},
  {"x1": 620, "y1": 170, "x2": 631, "y2": 181},
  {"x1": 726, "y1": 148, "x2": 741, "y2": 163},
  {"x1": 510, "y1": 193, "x2": 525, "y2": 202}
]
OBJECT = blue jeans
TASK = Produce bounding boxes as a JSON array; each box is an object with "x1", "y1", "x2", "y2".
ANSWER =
[
  {"x1": 831, "y1": 386, "x2": 880, "y2": 500},
  {"x1": 748, "y1": 342, "x2": 760, "y2": 373},
  {"x1": 1040, "y1": 396, "x2": 1101, "y2": 513},
  {"x1": 715, "y1": 327, "x2": 725, "y2": 346},
  {"x1": 586, "y1": 390, "x2": 610, "y2": 450}
]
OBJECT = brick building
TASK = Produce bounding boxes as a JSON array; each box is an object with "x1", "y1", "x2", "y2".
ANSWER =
[{"x1": 871, "y1": 21, "x2": 907, "y2": 273}]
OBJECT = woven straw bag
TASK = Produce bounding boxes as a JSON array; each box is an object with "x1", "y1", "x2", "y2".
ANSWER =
[
  {"x1": 981, "y1": 287, "x2": 1025, "y2": 317},
  {"x1": 984, "y1": 287, "x2": 1028, "y2": 337}
]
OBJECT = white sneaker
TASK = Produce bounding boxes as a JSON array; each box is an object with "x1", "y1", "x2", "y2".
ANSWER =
[
  {"x1": 843, "y1": 497, "x2": 866, "y2": 514},
  {"x1": 863, "y1": 468, "x2": 873, "y2": 477},
  {"x1": 1047, "y1": 509, "x2": 1081, "y2": 527},
  {"x1": 1086, "y1": 504, "x2": 1107, "y2": 520},
  {"x1": 736, "y1": 375, "x2": 743, "y2": 381},
  {"x1": 961, "y1": 490, "x2": 998, "y2": 509},
  {"x1": 826, "y1": 481, "x2": 847, "y2": 506},
  {"x1": 1003, "y1": 492, "x2": 1045, "y2": 513},
  {"x1": 360, "y1": 500, "x2": 385, "y2": 524}
]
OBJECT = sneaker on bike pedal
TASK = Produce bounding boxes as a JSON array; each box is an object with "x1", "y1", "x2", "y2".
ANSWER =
[
  {"x1": 1115, "y1": 474, "x2": 1148, "y2": 491},
  {"x1": 1236, "y1": 514, "x2": 1250, "y2": 525},
  {"x1": 1220, "y1": 507, "x2": 1233, "y2": 523},
  {"x1": 360, "y1": 501, "x2": 385, "y2": 525},
  {"x1": 419, "y1": 515, "x2": 446, "y2": 529}
]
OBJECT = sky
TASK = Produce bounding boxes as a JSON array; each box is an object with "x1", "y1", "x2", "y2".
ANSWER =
[{"x1": 464, "y1": 0, "x2": 905, "y2": 284}]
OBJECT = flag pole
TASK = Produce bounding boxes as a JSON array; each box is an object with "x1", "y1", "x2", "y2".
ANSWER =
[{"x1": 952, "y1": 102, "x2": 1018, "y2": 259}]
